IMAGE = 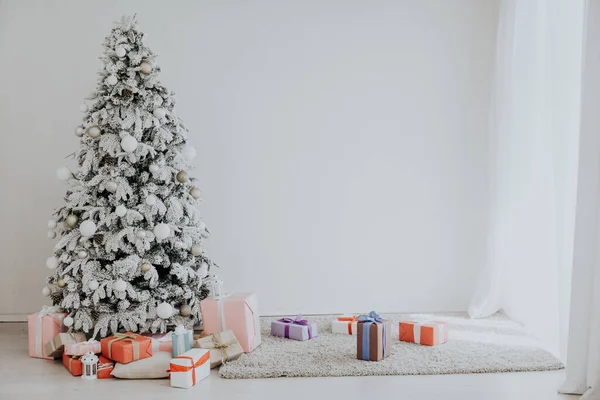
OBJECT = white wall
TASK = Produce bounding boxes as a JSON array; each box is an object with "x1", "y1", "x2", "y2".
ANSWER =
[{"x1": 0, "y1": 0, "x2": 498, "y2": 318}]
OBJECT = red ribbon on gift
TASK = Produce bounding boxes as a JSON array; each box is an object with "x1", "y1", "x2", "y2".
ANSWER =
[
  {"x1": 337, "y1": 316, "x2": 358, "y2": 334},
  {"x1": 168, "y1": 352, "x2": 210, "y2": 386}
]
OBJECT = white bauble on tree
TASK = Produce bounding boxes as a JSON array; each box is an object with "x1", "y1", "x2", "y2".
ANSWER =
[
  {"x1": 139, "y1": 60, "x2": 152, "y2": 74},
  {"x1": 75, "y1": 127, "x2": 84, "y2": 137},
  {"x1": 56, "y1": 166, "x2": 72, "y2": 181},
  {"x1": 48, "y1": 219, "x2": 57, "y2": 229},
  {"x1": 149, "y1": 164, "x2": 159, "y2": 174},
  {"x1": 136, "y1": 230, "x2": 146, "y2": 239},
  {"x1": 153, "y1": 108, "x2": 166, "y2": 119},
  {"x1": 115, "y1": 205, "x2": 127, "y2": 217},
  {"x1": 120, "y1": 135, "x2": 138, "y2": 153},
  {"x1": 88, "y1": 280, "x2": 99, "y2": 291},
  {"x1": 182, "y1": 144, "x2": 197, "y2": 160},
  {"x1": 145, "y1": 194, "x2": 157, "y2": 206},
  {"x1": 191, "y1": 244, "x2": 202, "y2": 257},
  {"x1": 63, "y1": 316, "x2": 74, "y2": 328},
  {"x1": 46, "y1": 256, "x2": 58, "y2": 269},
  {"x1": 105, "y1": 180, "x2": 117, "y2": 193},
  {"x1": 190, "y1": 187, "x2": 201, "y2": 200},
  {"x1": 153, "y1": 223, "x2": 170, "y2": 240},
  {"x1": 78, "y1": 250, "x2": 88, "y2": 259},
  {"x1": 115, "y1": 46, "x2": 126, "y2": 57},
  {"x1": 79, "y1": 220, "x2": 97, "y2": 237},
  {"x1": 47, "y1": 231, "x2": 56, "y2": 239},
  {"x1": 79, "y1": 104, "x2": 88, "y2": 112},
  {"x1": 114, "y1": 279, "x2": 127, "y2": 292},
  {"x1": 105, "y1": 75, "x2": 118, "y2": 86},
  {"x1": 87, "y1": 125, "x2": 101, "y2": 139},
  {"x1": 156, "y1": 302, "x2": 173, "y2": 319},
  {"x1": 42, "y1": 286, "x2": 51, "y2": 296}
]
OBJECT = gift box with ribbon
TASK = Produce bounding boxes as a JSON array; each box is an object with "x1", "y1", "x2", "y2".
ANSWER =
[
  {"x1": 142, "y1": 332, "x2": 173, "y2": 353},
  {"x1": 44, "y1": 332, "x2": 87, "y2": 358},
  {"x1": 28, "y1": 305, "x2": 67, "y2": 359},
  {"x1": 271, "y1": 314, "x2": 318, "y2": 341},
  {"x1": 399, "y1": 321, "x2": 448, "y2": 346},
  {"x1": 64, "y1": 339, "x2": 101, "y2": 356},
  {"x1": 100, "y1": 332, "x2": 152, "y2": 364},
  {"x1": 169, "y1": 348, "x2": 210, "y2": 389},
  {"x1": 356, "y1": 311, "x2": 392, "y2": 361},
  {"x1": 200, "y1": 287, "x2": 261, "y2": 353},
  {"x1": 63, "y1": 353, "x2": 114, "y2": 378},
  {"x1": 172, "y1": 325, "x2": 194, "y2": 357},
  {"x1": 193, "y1": 329, "x2": 243, "y2": 369},
  {"x1": 331, "y1": 315, "x2": 359, "y2": 335}
]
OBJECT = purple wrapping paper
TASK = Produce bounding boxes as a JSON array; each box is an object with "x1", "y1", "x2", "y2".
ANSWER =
[{"x1": 270, "y1": 317, "x2": 318, "y2": 341}]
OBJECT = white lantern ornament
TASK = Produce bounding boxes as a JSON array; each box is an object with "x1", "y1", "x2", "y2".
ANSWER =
[{"x1": 81, "y1": 351, "x2": 99, "y2": 380}]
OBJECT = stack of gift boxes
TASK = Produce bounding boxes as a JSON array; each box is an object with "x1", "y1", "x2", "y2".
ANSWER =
[{"x1": 29, "y1": 288, "x2": 450, "y2": 388}]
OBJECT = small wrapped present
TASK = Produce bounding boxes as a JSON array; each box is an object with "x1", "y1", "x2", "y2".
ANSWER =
[
  {"x1": 194, "y1": 330, "x2": 243, "y2": 369},
  {"x1": 356, "y1": 311, "x2": 392, "y2": 361},
  {"x1": 142, "y1": 332, "x2": 173, "y2": 353},
  {"x1": 399, "y1": 320, "x2": 448, "y2": 346},
  {"x1": 63, "y1": 353, "x2": 113, "y2": 378},
  {"x1": 331, "y1": 315, "x2": 358, "y2": 335},
  {"x1": 169, "y1": 348, "x2": 210, "y2": 389},
  {"x1": 172, "y1": 325, "x2": 193, "y2": 357},
  {"x1": 100, "y1": 332, "x2": 152, "y2": 364},
  {"x1": 200, "y1": 285, "x2": 261, "y2": 352},
  {"x1": 64, "y1": 339, "x2": 101, "y2": 356},
  {"x1": 44, "y1": 332, "x2": 87, "y2": 358},
  {"x1": 28, "y1": 306, "x2": 67, "y2": 359},
  {"x1": 271, "y1": 314, "x2": 318, "y2": 341}
]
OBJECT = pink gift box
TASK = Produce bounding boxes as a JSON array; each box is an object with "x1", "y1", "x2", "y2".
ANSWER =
[
  {"x1": 28, "y1": 307, "x2": 67, "y2": 359},
  {"x1": 64, "y1": 340, "x2": 101, "y2": 356},
  {"x1": 142, "y1": 332, "x2": 173, "y2": 353},
  {"x1": 200, "y1": 292, "x2": 261, "y2": 352}
]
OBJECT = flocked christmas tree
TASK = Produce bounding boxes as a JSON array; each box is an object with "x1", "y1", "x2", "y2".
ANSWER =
[{"x1": 44, "y1": 16, "x2": 214, "y2": 338}]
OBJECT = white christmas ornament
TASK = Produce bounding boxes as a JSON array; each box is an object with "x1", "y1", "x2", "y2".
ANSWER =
[
  {"x1": 153, "y1": 223, "x2": 170, "y2": 240},
  {"x1": 153, "y1": 108, "x2": 166, "y2": 119},
  {"x1": 65, "y1": 214, "x2": 79, "y2": 228},
  {"x1": 156, "y1": 302, "x2": 173, "y2": 319},
  {"x1": 81, "y1": 351, "x2": 99, "y2": 380},
  {"x1": 149, "y1": 164, "x2": 159, "y2": 173},
  {"x1": 191, "y1": 244, "x2": 202, "y2": 257},
  {"x1": 63, "y1": 316, "x2": 74, "y2": 327},
  {"x1": 145, "y1": 194, "x2": 157, "y2": 206},
  {"x1": 198, "y1": 262, "x2": 209, "y2": 278},
  {"x1": 182, "y1": 144, "x2": 197, "y2": 160},
  {"x1": 46, "y1": 256, "x2": 58, "y2": 269},
  {"x1": 42, "y1": 286, "x2": 51, "y2": 296},
  {"x1": 190, "y1": 187, "x2": 202, "y2": 200},
  {"x1": 79, "y1": 104, "x2": 88, "y2": 112},
  {"x1": 136, "y1": 230, "x2": 146, "y2": 239},
  {"x1": 87, "y1": 125, "x2": 101, "y2": 139},
  {"x1": 78, "y1": 250, "x2": 88, "y2": 259},
  {"x1": 48, "y1": 219, "x2": 57, "y2": 229},
  {"x1": 56, "y1": 166, "x2": 71, "y2": 181},
  {"x1": 115, "y1": 46, "x2": 126, "y2": 57},
  {"x1": 88, "y1": 280, "x2": 99, "y2": 291},
  {"x1": 75, "y1": 127, "x2": 84, "y2": 137},
  {"x1": 115, "y1": 205, "x2": 127, "y2": 217},
  {"x1": 47, "y1": 231, "x2": 56, "y2": 239},
  {"x1": 120, "y1": 135, "x2": 138, "y2": 153},
  {"x1": 79, "y1": 220, "x2": 97, "y2": 237},
  {"x1": 114, "y1": 279, "x2": 127, "y2": 292},
  {"x1": 105, "y1": 181, "x2": 117, "y2": 193},
  {"x1": 139, "y1": 60, "x2": 152, "y2": 74},
  {"x1": 106, "y1": 75, "x2": 118, "y2": 86}
]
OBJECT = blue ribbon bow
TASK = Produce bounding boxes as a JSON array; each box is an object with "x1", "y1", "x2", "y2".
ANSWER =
[{"x1": 358, "y1": 311, "x2": 387, "y2": 361}]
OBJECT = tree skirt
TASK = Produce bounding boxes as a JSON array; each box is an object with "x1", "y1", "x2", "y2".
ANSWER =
[{"x1": 219, "y1": 312, "x2": 563, "y2": 379}]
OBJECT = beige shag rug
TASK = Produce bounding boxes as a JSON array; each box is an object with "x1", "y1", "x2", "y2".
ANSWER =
[{"x1": 219, "y1": 312, "x2": 563, "y2": 379}]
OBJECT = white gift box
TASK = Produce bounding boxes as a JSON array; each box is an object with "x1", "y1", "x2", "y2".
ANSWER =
[
  {"x1": 331, "y1": 315, "x2": 358, "y2": 335},
  {"x1": 169, "y1": 348, "x2": 210, "y2": 389}
]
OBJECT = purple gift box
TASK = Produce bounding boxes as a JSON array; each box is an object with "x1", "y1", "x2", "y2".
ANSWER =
[{"x1": 270, "y1": 315, "x2": 318, "y2": 341}]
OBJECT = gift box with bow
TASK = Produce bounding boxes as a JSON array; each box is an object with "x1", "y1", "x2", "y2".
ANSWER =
[
  {"x1": 172, "y1": 325, "x2": 194, "y2": 357},
  {"x1": 169, "y1": 348, "x2": 210, "y2": 389},
  {"x1": 64, "y1": 339, "x2": 101, "y2": 356},
  {"x1": 28, "y1": 305, "x2": 67, "y2": 359},
  {"x1": 194, "y1": 329, "x2": 243, "y2": 368},
  {"x1": 44, "y1": 332, "x2": 88, "y2": 358},
  {"x1": 100, "y1": 332, "x2": 152, "y2": 364},
  {"x1": 63, "y1": 353, "x2": 114, "y2": 378},
  {"x1": 356, "y1": 311, "x2": 392, "y2": 361},
  {"x1": 141, "y1": 332, "x2": 173, "y2": 353},
  {"x1": 271, "y1": 314, "x2": 318, "y2": 341},
  {"x1": 331, "y1": 315, "x2": 359, "y2": 335},
  {"x1": 399, "y1": 321, "x2": 448, "y2": 346}
]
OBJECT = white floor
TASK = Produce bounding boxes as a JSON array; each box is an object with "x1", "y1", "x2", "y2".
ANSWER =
[{"x1": 0, "y1": 323, "x2": 578, "y2": 400}]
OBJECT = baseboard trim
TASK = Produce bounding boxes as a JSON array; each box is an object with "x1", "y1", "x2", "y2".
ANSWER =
[{"x1": 0, "y1": 314, "x2": 28, "y2": 322}]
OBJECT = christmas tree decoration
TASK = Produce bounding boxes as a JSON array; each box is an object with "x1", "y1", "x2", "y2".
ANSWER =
[
  {"x1": 56, "y1": 166, "x2": 72, "y2": 181},
  {"x1": 139, "y1": 60, "x2": 152, "y2": 74},
  {"x1": 57, "y1": 278, "x2": 66, "y2": 288},
  {"x1": 120, "y1": 134, "x2": 138, "y2": 153},
  {"x1": 47, "y1": 231, "x2": 57, "y2": 239},
  {"x1": 181, "y1": 144, "x2": 197, "y2": 161},
  {"x1": 153, "y1": 223, "x2": 170, "y2": 240},
  {"x1": 48, "y1": 219, "x2": 57, "y2": 229},
  {"x1": 42, "y1": 286, "x2": 51, "y2": 296},
  {"x1": 156, "y1": 302, "x2": 173, "y2": 319},
  {"x1": 79, "y1": 104, "x2": 89, "y2": 112},
  {"x1": 43, "y1": 16, "x2": 214, "y2": 339},
  {"x1": 75, "y1": 127, "x2": 84, "y2": 137},
  {"x1": 190, "y1": 186, "x2": 201, "y2": 200},
  {"x1": 115, "y1": 204, "x2": 127, "y2": 217},
  {"x1": 81, "y1": 351, "x2": 99, "y2": 380},
  {"x1": 176, "y1": 170, "x2": 188, "y2": 183},
  {"x1": 46, "y1": 256, "x2": 59, "y2": 269},
  {"x1": 190, "y1": 244, "x2": 202, "y2": 257},
  {"x1": 106, "y1": 75, "x2": 118, "y2": 86},
  {"x1": 64, "y1": 316, "x2": 74, "y2": 327},
  {"x1": 79, "y1": 220, "x2": 97, "y2": 237},
  {"x1": 78, "y1": 250, "x2": 88, "y2": 259},
  {"x1": 87, "y1": 125, "x2": 101, "y2": 138},
  {"x1": 179, "y1": 304, "x2": 191, "y2": 317},
  {"x1": 65, "y1": 214, "x2": 79, "y2": 228}
]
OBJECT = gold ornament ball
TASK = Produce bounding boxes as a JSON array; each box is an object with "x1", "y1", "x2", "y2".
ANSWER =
[
  {"x1": 87, "y1": 125, "x2": 101, "y2": 139},
  {"x1": 176, "y1": 170, "x2": 189, "y2": 183},
  {"x1": 57, "y1": 279, "x2": 66, "y2": 288},
  {"x1": 180, "y1": 304, "x2": 192, "y2": 317},
  {"x1": 190, "y1": 186, "x2": 201, "y2": 200},
  {"x1": 140, "y1": 60, "x2": 152, "y2": 75},
  {"x1": 65, "y1": 214, "x2": 79, "y2": 228},
  {"x1": 141, "y1": 262, "x2": 151, "y2": 273},
  {"x1": 190, "y1": 244, "x2": 202, "y2": 257}
]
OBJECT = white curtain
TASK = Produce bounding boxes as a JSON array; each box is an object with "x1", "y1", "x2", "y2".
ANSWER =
[
  {"x1": 559, "y1": 1, "x2": 600, "y2": 397},
  {"x1": 469, "y1": 0, "x2": 583, "y2": 359}
]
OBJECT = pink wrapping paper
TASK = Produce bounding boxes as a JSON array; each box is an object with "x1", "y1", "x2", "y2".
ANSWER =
[
  {"x1": 28, "y1": 307, "x2": 67, "y2": 359},
  {"x1": 64, "y1": 340, "x2": 101, "y2": 356},
  {"x1": 141, "y1": 332, "x2": 173, "y2": 353},
  {"x1": 200, "y1": 292, "x2": 261, "y2": 352}
]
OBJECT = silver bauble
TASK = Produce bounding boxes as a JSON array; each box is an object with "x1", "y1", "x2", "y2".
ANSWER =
[
  {"x1": 176, "y1": 170, "x2": 188, "y2": 183},
  {"x1": 75, "y1": 127, "x2": 84, "y2": 137},
  {"x1": 179, "y1": 304, "x2": 192, "y2": 317},
  {"x1": 145, "y1": 195, "x2": 157, "y2": 206},
  {"x1": 136, "y1": 230, "x2": 146, "y2": 239},
  {"x1": 190, "y1": 187, "x2": 201, "y2": 200},
  {"x1": 156, "y1": 302, "x2": 173, "y2": 319},
  {"x1": 78, "y1": 250, "x2": 88, "y2": 259},
  {"x1": 65, "y1": 214, "x2": 78, "y2": 228},
  {"x1": 149, "y1": 164, "x2": 159, "y2": 174},
  {"x1": 48, "y1": 219, "x2": 57, "y2": 229},
  {"x1": 42, "y1": 286, "x2": 51, "y2": 296},
  {"x1": 190, "y1": 244, "x2": 202, "y2": 257},
  {"x1": 47, "y1": 231, "x2": 56, "y2": 239},
  {"x1": 105, "y1": 181, "x2": 117, "y2": 193},
  {"x1": 140, "y1": 60, "x2": 152, "y2": 75},
  {"x1": 87, "y1": 125, "x2": 101, "y2": 138},
  {"x1": 115, "y1": 46, "x2": 126, "y2": 57}
]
